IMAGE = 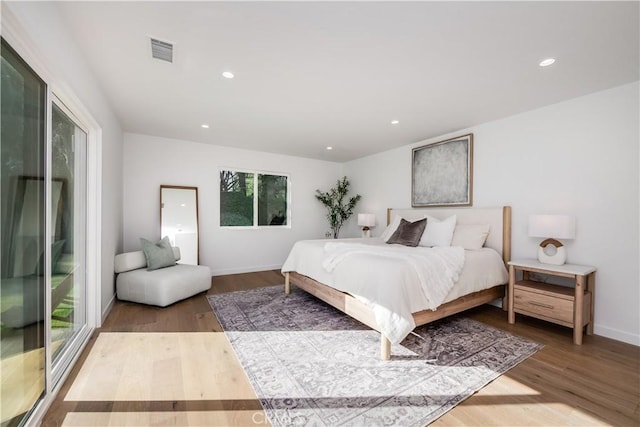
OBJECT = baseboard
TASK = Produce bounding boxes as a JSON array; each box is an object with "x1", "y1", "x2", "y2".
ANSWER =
[
  {"x1": 101, "y1": 294, "x2": 116, "y2": 325},
  {"x1": 486, "y1": 299, "x2": 638, "y2": 346},
  {"x1": 207, "y1": 269, "x2": 640, "y2": 347},
  {"x1": 594, "y1": 324, "x2": 640, "y2": 346},
  {"x1": 212, "y1": 264, "x2": 283, "y2": 277}
]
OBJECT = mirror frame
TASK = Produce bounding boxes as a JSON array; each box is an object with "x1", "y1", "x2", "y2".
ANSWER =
[
  {"x1": 160, "y1": 185, "x2": 199, "y2": 265},
  {"x1": 6, "y1": 176, "x2": 66, "y2": 277}
]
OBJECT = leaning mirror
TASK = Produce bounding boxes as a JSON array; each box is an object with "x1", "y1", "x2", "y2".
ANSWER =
[{"x1": 160, "y1": 185, "x2": 199, "y2": 265}]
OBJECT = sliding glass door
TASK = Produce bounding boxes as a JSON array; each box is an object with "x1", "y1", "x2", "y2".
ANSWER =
[
  {"x1": 50, "y1": 102, "x2": 87, "y2": 373},
  {"x1": 1, "y1": 38, "x2": 90, "y2": 426},
  {"x1": 1, "y1": 38, "x2": 47, "y2": 427}
]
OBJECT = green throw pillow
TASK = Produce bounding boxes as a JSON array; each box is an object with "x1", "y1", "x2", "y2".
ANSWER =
[{"x1": 140, "y1": 236, "x2": 176, "y2": 271}]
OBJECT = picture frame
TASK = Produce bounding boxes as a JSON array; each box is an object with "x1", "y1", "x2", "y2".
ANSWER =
[{"x1": 411, "y1": 133, "x2": 473, "y2": 207}]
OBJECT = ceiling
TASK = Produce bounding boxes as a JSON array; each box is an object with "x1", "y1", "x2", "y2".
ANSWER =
[{"x1": 56, "y1": 1, "x2": 639, "y2": 162}]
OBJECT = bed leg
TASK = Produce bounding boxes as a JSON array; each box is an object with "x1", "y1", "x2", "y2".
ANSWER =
[
  {"x1": 380, "y1": 335, "x2": 391, "y2": 360},
  {"x1": 284, "y1": 272, "x2": 290, "y2": 295}
]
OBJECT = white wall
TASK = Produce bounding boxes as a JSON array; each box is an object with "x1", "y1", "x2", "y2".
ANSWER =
[
  {"x1": 344, "y1": 82, "x2": 640, "y2": 345},
  {"x1": 123, "y1": 133, "x2": 343, "y2": 275},
  {"x1": 4, "y1": 2, "x2": 124, "y2": 317}
]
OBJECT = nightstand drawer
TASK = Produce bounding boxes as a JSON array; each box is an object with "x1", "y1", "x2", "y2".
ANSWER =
[{"x1": 514, "y1": 288, "x2": 573, "y2": 325}]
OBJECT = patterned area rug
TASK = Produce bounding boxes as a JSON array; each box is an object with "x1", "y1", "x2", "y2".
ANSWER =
[{"x1": 208, "y1": 285, "x2": 542, "y2": 426}]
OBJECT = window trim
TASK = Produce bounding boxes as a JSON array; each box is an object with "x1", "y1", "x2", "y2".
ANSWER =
[{"x1": 219, "y1": 167, "x2": 291, "y2": 229}]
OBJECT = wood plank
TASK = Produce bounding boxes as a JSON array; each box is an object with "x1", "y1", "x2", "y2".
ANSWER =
[
  {"x1": 508, "y1": 264, "x2": 515, "y2": 324},
  {"x1": 502, "y1": 205, "x2": 511, "y2": 264},
  {"x1": 290, "y1": 272, "x2": 505, "y2": 341},
  {"x1": 1, "y1": 347, "x2": 46, "y2": 424},
  {"x1": 291, "y1": 268, "x2": 508, "y2": 367},
  {"x1": 413, "y1": 286, "x2": 505, "y2": 326},
  {"x1": 574, "y1": 274, "x2": 585, "y2": 344},
  {"x1": 380, "y1": 336, "x2": 391, "y2": 360},
  {"x1": 40, "y1": 270, "x2": 639, "y2": 427},
  {"x1": 587, "y1": 272, "x2": 596, "y2": 335},
  {"x1": 289, "y1": 272, "x2": 378, "y2": 330},
  {"x1": 514, "y1": 280, "x2": 576, "y2": 299}
]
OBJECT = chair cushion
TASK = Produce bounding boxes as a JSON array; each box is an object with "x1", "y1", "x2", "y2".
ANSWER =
[
  {"x1": 116, "y1": 264, "x2": 211, "y2": 307},
  {"x1": 115, "y1": 247, "x2": 181, "y2": 273}
]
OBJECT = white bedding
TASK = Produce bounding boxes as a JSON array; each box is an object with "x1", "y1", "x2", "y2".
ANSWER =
[
  {"x1": 322, "y1": 241, "x2": 465, "y2": 310},
  {"x1": 281, "y1": 237, "x2": 508, "y2": 345}
]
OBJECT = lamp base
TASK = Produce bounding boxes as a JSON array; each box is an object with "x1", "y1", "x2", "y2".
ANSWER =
[
  {"x1": 361, "y1": 228, "x2": 371, "y2": 238},
  {"x1": 537, "y1": 238, "x2": 567, "y2": 265}
]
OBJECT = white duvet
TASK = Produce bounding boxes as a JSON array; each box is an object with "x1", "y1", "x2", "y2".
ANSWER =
[
  {"x1": 322, "y1": 242, "x2": 465, "y2": 310},
  {"x1": 281, "y1": 238, "x2": 508, "y2": 345}
]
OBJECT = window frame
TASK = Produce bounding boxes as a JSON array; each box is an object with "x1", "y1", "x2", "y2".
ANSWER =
[{"x1": 219, "y1": 167, "x2": 291, "y2": 229}]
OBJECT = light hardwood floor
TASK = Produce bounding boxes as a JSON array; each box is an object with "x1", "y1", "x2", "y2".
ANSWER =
[{"x1": 42, "y1": 270, "x2": 640, "y2": 426}]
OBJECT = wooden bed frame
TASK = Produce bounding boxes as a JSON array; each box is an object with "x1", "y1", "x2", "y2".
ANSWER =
[{"x1": 284, "y1": 206, "x2": 512, "y2": 360}]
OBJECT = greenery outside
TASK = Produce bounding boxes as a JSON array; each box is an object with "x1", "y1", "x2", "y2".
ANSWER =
[{"x1": 220, "y1": 170, "x2": 288, "y2": 227}]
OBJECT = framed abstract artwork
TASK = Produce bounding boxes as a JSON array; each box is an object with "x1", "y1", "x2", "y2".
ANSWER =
[{"x1": 412, "y1": 133, "x2": 473, "y2": 207}]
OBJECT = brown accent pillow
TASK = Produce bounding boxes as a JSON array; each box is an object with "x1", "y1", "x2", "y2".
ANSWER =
[{"x1": 386, "y1": 218, "x2": 427, "y2": 247}]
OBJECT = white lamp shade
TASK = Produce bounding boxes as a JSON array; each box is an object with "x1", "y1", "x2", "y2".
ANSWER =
[
  {"x1": 357, "y1": 213, "x2": 376, "y2": 227},
  {"x1": 528, "y1": 215, "x2": 576, "y2": 240}
]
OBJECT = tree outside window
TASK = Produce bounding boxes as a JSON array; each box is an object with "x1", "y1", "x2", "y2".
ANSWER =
[{"x1": 220, "y1": 170, "x2": 289, "y2": 227}]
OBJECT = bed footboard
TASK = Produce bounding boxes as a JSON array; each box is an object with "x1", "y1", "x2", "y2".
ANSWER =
[
  {"x1": 286, "y1": 271, "x2": 394, "y2": 360},
  {"x1": 284, "y1": 271, "x2": 505, "y2": 361}
]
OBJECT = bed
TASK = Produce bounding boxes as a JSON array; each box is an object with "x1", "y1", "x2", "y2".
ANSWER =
[{"x1": 281, "y1": 206, "x2": 512, "y2": 360}]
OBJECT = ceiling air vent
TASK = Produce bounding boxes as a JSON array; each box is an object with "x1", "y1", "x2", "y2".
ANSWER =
[{"x1": 150, "y1": 38, "x2": 173, "y2": 63}]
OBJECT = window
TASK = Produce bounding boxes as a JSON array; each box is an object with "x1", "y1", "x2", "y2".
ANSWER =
[{"x1": 220, "y1": 169, "x2": 289, "y2": 227}]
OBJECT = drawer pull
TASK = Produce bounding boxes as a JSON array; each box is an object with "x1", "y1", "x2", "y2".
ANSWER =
[{"x1": 530, "y1": 301, "x2": 554, "y2": 309}]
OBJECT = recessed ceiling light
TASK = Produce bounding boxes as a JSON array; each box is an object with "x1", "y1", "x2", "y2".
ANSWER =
[
  {"x1": 222, "y1": 71, "x2": 234, "y2": 79},
  {"x1": 391, "y1": 120, "x2": 399, "y2": 125},
  {"x1": 201, "y1": 124, "x2": 209, "y2": 129},
  {"x1": 326, "y1": 146, "x2": 333, "y2": 150},
  {"x1": 180, "y1": 203, "x2": 186, "y2": 207},
  {"x1": 539, "y1": 58, "x2": 556, "y2": 67}
]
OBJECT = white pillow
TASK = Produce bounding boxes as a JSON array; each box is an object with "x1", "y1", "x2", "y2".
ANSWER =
[
  {"x1": 380, "y1": 215, "x2": 402, "y2": 241},
  {"x1": 451, "y1": 224, "x2": 490, "y2": 250},
  {"x1": 419, "y1": 215, "x2": 457, "y2": 247}
]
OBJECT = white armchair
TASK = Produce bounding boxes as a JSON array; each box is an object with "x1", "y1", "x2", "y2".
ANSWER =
[{"x1": 114, "y1": 247, "x2": 211, "y2": 307}]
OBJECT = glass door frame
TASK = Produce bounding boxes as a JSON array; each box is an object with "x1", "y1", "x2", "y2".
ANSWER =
[
  {"x1": 48, "y1": 95, "x2": 92, "y2": 389},
  {"x1": 2, "y1": 6, "x2": 103, "y2": 425},
  {"x1": 1, "y1": 36, "x2": 48, "y2": 426}
]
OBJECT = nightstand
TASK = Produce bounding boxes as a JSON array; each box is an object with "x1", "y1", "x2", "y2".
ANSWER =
[{"x1": 507, "y1": 259, "x2": 596, "y2": 345}]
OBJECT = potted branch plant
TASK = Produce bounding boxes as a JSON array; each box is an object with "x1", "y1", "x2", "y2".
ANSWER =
[{"x1": 315, "y1": 176, "x2": 361, "y2": 239}]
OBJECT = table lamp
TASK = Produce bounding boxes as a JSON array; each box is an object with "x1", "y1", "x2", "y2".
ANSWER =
[
  {"x1": 357, "y1": 213, "x2": 375, "y2": 238},
  {"x1": 528, "y1": 214, "x2": 576, "y2": 265}
]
